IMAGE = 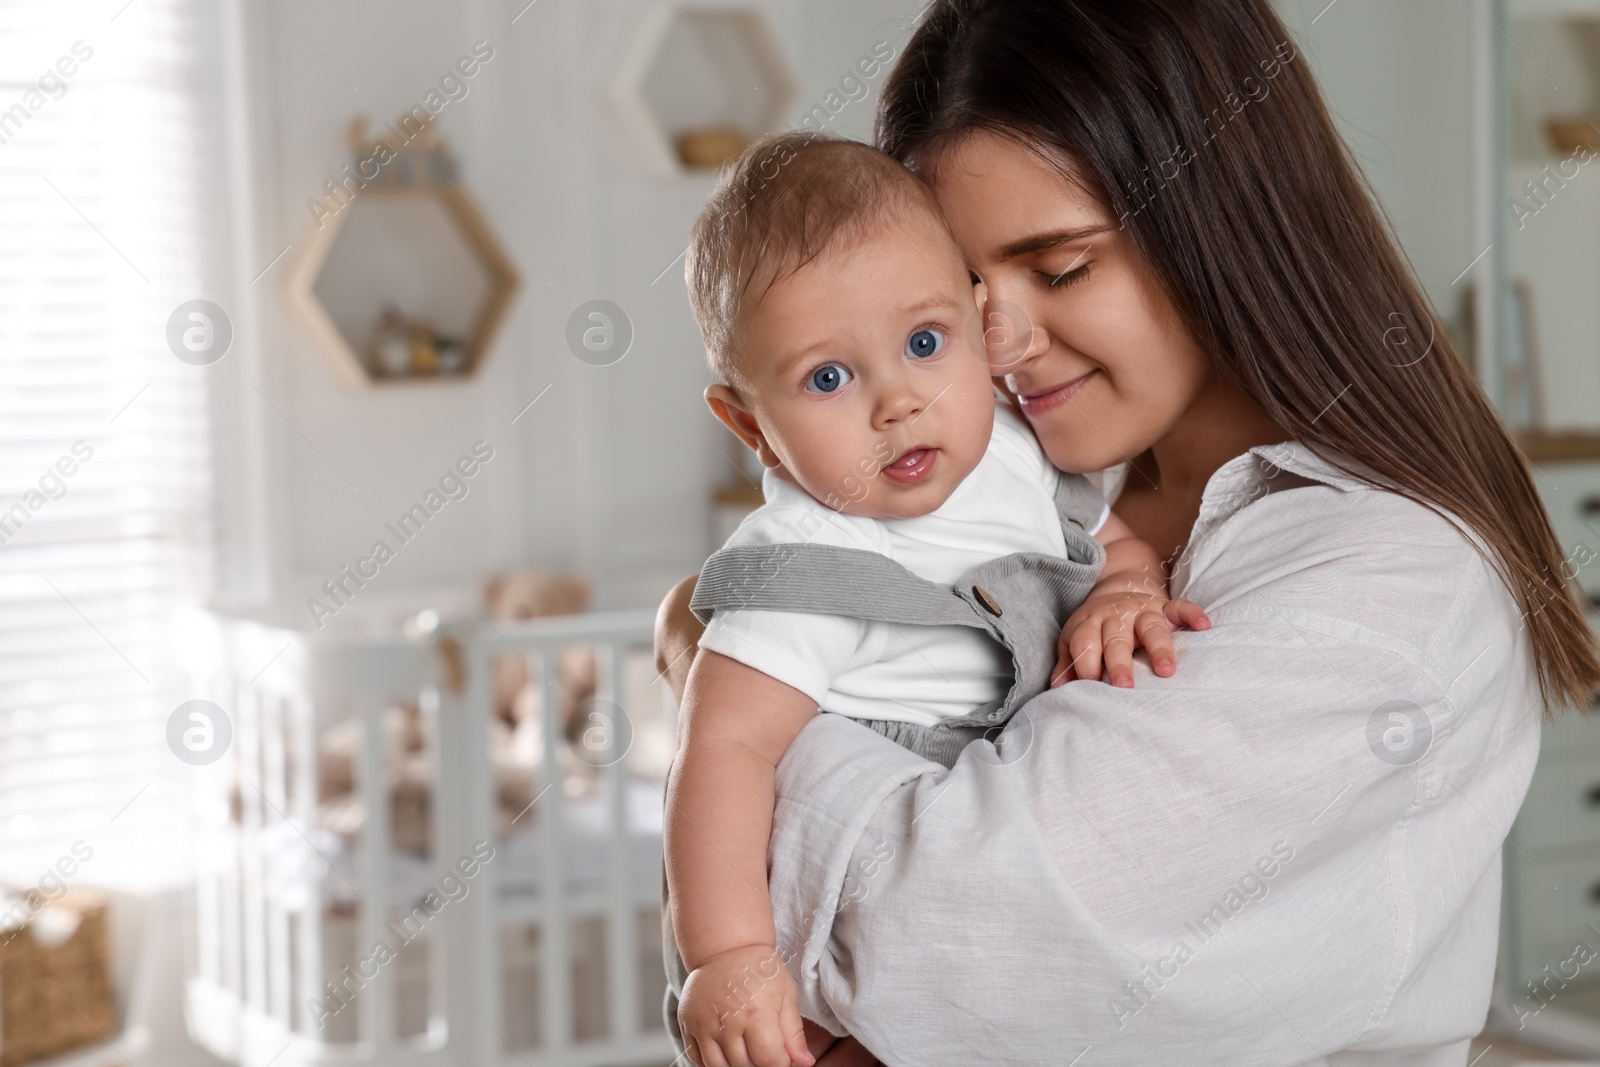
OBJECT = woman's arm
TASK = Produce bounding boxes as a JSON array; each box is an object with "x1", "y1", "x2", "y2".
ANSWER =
[
  {"x1": 766, "y1": 489, "x2": 1542, "y2": 1062},
  {"x1": 654, "y1": 573, "x2": 702, "y2": 709}
]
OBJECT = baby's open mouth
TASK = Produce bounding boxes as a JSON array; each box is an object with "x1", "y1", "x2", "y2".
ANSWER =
[{"x1": 880, "y1": 446, "x2": 939, "y2": 486}]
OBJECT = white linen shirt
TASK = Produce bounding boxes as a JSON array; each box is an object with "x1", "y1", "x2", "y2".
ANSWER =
[{"x1": 767, "y1": 442, "x2": 1543, "y2": 1066}]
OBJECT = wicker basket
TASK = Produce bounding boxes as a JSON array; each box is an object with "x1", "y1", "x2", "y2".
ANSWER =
[{"x1": 0, "y1": 889, "x2": 118, "y2": 1067}]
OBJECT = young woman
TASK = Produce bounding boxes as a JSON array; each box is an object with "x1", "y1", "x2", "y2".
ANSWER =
[{"x1": 657, "y1": 0, "x2": 1600, "y2": 1062}]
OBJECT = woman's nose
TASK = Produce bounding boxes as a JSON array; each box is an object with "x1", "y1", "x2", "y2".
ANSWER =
[{"x1": 982, "y1": 293, "x2": 1048, "y2": 373}]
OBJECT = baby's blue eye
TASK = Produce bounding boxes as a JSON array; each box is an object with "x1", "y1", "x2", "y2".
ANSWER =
[
  {"x1": 906, "y1": 328, "x2": 945, "y2": 359},
  {"x1": 806, "y1": 363, "x2": 852, "y2": 394}
]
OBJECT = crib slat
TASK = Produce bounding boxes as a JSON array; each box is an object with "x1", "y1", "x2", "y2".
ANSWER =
[
  {"x1": 262, "y1": 693, "x2": 293, "y2": 1025},
  {"x1": 239, "y1": 687, "x2": 268, "y2": 1016},
  {"x1": 291, "y1": 689, "x2": 323, "y2": 1035},
  {"x1": 601, "y1": 644, "x2": 638, "y2": 1040},
  {"x1": 438, "y1": 642, "x2": 498, "y2": 1064},
  {"x1": 539, "y1": 649, "x2": 572, "y2": 1050},
  {"x1": 194, "y1": 675, "x2": 232, "y2": 993},
  {"x1": 221, "y1": 859, "x2": 242, "y2": 1005},
  {"x1": 358, "y1": 694, "x2": 395, "y2": 1049},
  {"x1": 189, "y1": 608, "x2": 678, "y2": 1067},
  {"x1": 419, "y1": 687, "x2": 446, "y2": 1044}
]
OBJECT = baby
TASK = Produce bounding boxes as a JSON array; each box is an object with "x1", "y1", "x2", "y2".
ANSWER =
[{"x1": 666, "y1": 133, "x2": 1202, "y2": 1067}]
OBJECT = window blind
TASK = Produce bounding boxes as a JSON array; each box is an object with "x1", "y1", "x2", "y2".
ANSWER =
[{"x1": 0, "y1": 0, "x2": 216, "y2": 884}]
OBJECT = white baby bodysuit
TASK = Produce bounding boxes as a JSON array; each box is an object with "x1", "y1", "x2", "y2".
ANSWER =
[{"x1": 698, "y1": 405, "x2": 1107, "y2": 727}]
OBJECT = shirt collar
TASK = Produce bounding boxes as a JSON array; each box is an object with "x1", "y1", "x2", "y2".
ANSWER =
[{"x1": 1196, "y1": 441, "x2": 1372, "y2": 528}]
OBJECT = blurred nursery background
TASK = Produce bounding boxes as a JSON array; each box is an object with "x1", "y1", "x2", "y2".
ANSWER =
[{"x1": 7, "y1": 0, "x2": 1600, "y2": 1065}]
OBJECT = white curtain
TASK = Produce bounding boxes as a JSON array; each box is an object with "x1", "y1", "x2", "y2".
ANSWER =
[{"x1": 0, "y1": 0, "x2": 218, "y2": 883}]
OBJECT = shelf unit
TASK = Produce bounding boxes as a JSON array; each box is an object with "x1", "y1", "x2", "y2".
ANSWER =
[
  {"x1": 608, "y1": 3, "x2": 799, "y2": 178},
  {"x1": 1501, "y1": 0, "x2": 1600, "y2": 427},
  {"x1": 1519, "y1": 430, "x2": 1600, "y2": 462},
  {"x1": 284, "y1": 173, "x2": 519, "y2": 389}
]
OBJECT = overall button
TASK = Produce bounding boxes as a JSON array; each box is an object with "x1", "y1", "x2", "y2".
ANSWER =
[{"x1": 973, "y1": 585, "x2": 1002, "y2": 617}]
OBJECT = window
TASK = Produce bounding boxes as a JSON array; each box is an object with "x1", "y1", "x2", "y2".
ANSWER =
[{"x1": 0, "y1": 0, "x2": 217, "y2": 883}]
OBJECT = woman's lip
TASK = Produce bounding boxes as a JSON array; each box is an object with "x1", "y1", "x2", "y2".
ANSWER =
[
  {"x1": 1014, "y1": 370, "x2": 1098, "y2": 416},
  {"x1": 880, "y1": 446, "x2": 939, "y2": 485}
]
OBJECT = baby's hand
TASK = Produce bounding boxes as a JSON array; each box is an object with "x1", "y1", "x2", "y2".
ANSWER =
[
  {"x1": 679, "y1": 944, "x2": 814, "y2": 1067},
  {"x1": 1051, "y1": 590, "x2": 1209, "y2": 688}
]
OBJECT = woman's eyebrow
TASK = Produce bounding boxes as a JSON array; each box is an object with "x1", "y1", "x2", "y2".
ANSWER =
[{"x1": 994, "y1": 225, "x2": 1113, "y2": 261}]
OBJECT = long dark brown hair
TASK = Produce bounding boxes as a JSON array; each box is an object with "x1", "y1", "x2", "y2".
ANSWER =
[{"x1": 878, "y1": 0, "x2": 1600, "y2": 712}]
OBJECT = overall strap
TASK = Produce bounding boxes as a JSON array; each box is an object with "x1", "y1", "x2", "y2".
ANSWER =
[
  {"x1": 1055, "y1": 472, "x2": 1107, "y2": 534},
  {"x1": 689, "y1": 542, "x2": 984, "y2": 629}
]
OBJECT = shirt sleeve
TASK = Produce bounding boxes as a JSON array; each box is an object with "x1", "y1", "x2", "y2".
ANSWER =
[
  {"x1": 698, "y1": 607, "x2": 866, "y2": 707},
  {"x1": 696, "y1": 487, "x2": 881, "y2": 701},
  {"x1": 766, "y1": 488, "x2": 1541, "y2": 1062}
]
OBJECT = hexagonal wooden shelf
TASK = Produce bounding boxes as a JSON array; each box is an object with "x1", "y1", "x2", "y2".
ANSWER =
[
  {"x1": 285, "y1": 177, "x2": 518, "y2": 388},
  {"x1": 608, "y1": 3, "x2": 799, "y2": 177}
]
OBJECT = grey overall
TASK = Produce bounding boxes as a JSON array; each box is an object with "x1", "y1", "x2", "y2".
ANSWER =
[{"x1": 663, "y1": 473, "x2": 1107, "y2": 1048}]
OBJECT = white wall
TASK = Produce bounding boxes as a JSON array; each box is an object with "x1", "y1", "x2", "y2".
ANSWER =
[
  {"x1": 219, "y1": 0, "x2": 1481, "y2": 620},
  {"x1": 1273, "y1": 0, "x2": 1478, "y2": 315},
  {"x1": 219, "y1": 0, "x2": 915, "y2": 619}
]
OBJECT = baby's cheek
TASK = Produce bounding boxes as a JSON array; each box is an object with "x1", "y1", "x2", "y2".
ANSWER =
[
  {"x1": 953, "y1": 381, "x2": 1000, "y2": 462},
  {"x1": 785, "y1": 439, "x2": 879, "y2": 513}
]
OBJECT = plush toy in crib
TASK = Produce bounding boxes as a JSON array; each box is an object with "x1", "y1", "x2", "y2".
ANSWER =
[
  {"x1": 483, "y1": 569, "x2": 593, "y2": 731},
  {"x1": 310, "y1": 569, "x2": 602, "y2": 853},
  {"x1": 229, "y1": 569, "x2": 607, "y2": 852}
]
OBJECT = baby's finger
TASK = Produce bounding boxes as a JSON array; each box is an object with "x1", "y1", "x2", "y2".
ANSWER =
[
  {"x1": 690, "y1": 1034, "x2": 731, "y2": 1067},
  {"x1": 1101, "y1": 616, "x2": 1136, "y2": 688},
  {"x1": 720, "y1": 1036, "x2": 755, "y2": 1067},
  {"x1": 1135, "y1": 610, "x2": 1177, "y2": 677},
  {"x1": 781, "y1": 998, "x2": 816, "y2": 1067},
  {"x1": 1051, "y1": 629, "x2": 1078, "y2": 687},
  {"x1": 1165, "y1": 598, "x2": 1211, "y2": 631},
  {"x1": 742, "y1": 1016, "x2": 792, "y2": 1067},
  {"x1": 1069, "y1": 625, "x2": 1104, "y2": 687}
]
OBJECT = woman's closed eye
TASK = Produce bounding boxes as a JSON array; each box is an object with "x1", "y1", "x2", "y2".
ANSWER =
[
  {"x1": 1043, "y1": 263, "x2": 1091, "y2": 290},
  {"x1": 906, "y1": 327, "x2": 946, "y2": 360},
  {"x1": 806, "y1": 363, "x2": 852, "y2": 394}
]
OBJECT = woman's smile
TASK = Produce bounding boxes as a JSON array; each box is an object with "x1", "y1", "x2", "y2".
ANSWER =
[{"x1": 1011, "y1": 369, "x2": 1099, "y2": 417}]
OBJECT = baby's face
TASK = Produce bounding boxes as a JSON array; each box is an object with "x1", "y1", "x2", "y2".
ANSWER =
[{"x1": 732, "y1": 209, "x2": 995, "y2": 520}]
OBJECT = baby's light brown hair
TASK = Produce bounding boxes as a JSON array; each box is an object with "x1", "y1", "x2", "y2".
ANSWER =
[{"x1": 685, "y1": 131, "x2": 943, "y2": 389}]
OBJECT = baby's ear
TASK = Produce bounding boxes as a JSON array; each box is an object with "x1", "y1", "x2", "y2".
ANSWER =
[{"x1": 704, "y1": 384, "x2": 777, "y2": 467}]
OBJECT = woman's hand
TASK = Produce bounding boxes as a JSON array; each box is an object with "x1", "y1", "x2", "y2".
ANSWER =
[
  {"x1": 655, "y1": 573, "x2": 704, "y2": 706},
  {"x1": 1051, "y1": 590, "x2": 1209, "y2": 688}
]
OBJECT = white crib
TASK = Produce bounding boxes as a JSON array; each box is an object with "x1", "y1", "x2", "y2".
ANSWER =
[{"x1": 183, "y1": 597, "x2": 679, "y2": 1067}]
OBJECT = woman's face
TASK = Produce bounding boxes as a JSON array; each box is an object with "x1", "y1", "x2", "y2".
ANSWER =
[{"x1": 928, "y1": 130, "x2": 1211, "y2": 474}]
